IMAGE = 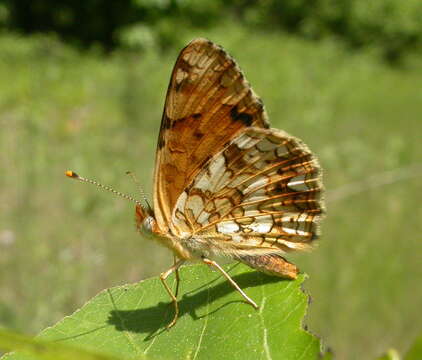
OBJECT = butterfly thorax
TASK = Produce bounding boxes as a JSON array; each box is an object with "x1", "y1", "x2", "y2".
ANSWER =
[{"x1": 135, "y1": 204, "x2": 193, "y2": 260}]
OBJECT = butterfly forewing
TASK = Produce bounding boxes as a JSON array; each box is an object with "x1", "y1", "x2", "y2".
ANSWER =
[{"x1": 153, "y1": 38, "x2": 270, "y2": 232}]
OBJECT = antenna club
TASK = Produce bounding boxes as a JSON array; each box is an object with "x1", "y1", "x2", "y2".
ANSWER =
[{"x1": 65, "y1": 170, "x2": 79, "y2": 179}]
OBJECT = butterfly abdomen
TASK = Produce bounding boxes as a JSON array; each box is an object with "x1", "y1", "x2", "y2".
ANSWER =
[{"x1": 237, "y1": 254, "x2": 299, "y2": 279}]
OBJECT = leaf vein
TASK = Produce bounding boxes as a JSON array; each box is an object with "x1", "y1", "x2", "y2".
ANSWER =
[
  {"x1": 259, "y1": 291, "x2": 273, "y2": 360},
  {"x1": 192, "y1": 278, "x2": 210, "y2": 360},
  {"x1": 106, "y1": 289, "x2": 142, "y2": 356}
]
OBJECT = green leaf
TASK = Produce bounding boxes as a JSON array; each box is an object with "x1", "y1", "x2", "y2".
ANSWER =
[
  {"x1": 2, "y1": 264, "x2": 320, "y2": 360},
  {"x1": 404, "y1": 334, "x2": 422, "y2": 360},
  {"x1": 0, "y1": 328, "x2": 131, "y2": 360},
  {"x1": 376, "y1": 349, "x2": 401, "y2": 360}
]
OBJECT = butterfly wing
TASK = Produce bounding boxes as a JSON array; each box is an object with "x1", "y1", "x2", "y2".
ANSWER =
[
  {"x1": 153, "y1": 38, "x2": 269, "y2": 233},
  {"x1": 172, "y1": 127, "x2": 324, "y2": 264}
]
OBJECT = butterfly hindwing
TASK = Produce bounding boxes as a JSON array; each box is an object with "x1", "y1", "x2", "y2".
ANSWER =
[
  {"x1": 153, "y1": 38, "x2": 269, "y2": 232},
  {"x1": 172, "y1": 128, "x2": 324, "y2": 257}
]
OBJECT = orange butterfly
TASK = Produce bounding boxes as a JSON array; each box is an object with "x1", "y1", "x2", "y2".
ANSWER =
[{"x1": 67, "y1": 38, "x2": 324, "y2": 328}]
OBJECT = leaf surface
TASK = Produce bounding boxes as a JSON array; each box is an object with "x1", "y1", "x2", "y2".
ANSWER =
[
  {"x1": 2, "y1": 264, "x2": 320, "y2": 360},
  {"x1": 0, "y1": 328, "x2": 132, "y2": 360}
]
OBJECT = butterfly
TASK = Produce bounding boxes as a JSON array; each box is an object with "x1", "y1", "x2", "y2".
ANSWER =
[{"x1": 67, "y1": 38, "x2": 324, "y2": 329}]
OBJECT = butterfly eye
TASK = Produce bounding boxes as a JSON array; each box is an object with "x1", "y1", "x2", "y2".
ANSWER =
[
  {"x1": 143, "y1": 217, "x2": 154, "y2": 232},
  {"x1": 139, "y1": 216, "x2": 156, "y2": 239}
]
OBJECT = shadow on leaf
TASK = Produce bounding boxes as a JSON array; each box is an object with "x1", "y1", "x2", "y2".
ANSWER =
[{"x1": 107, "y1": 270, "x2": 283, "y2": 338}]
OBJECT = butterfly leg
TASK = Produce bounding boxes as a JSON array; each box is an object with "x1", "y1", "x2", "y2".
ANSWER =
[
  {"x1": 173, "y1": 254, "x2": 181, "y2": 297},
  {"x1": 160, "y1": 259, "x2": 185, "y2": 329},
  {"x1": 201, "y1": 257, "x2": 259, "y2": 309}
]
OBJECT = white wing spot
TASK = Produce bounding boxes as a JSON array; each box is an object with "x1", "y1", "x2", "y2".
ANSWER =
[
  {"x1": 228, "y1": 174, "x2": 250, "y2": 188},
  {"x1": 194, "y1": 155, "x2": 227, "y2": 192},
  {"x1": 282, "y1": 227, "x2": 309, "y2": 237},
  {"x1": 216, "y1": 220, "x2": 240, "y2": 233},
  {"x1": 186, "y1": 195, "x2": 204, "y2": 219},
  {"x1": 197, "y1": 211, "x2": 210, "y2": 225},
  {"x1": 175, "y1": 191, "x2": 188, "y2": 213},
  {"x1": 175, "y1": 68, "x2": 188, "y2": 85},
  {"x1": 248, "y1": 215, "x2": 273, "y2": 233},
  {"x1": 242, "y1": 177, "x2": 269, "y2": 194},
  {"x1": 256, "y1": 137, "x2": 277, "y2": 152},
  {"x1": 232, "y1": 234, "x2": 243, "y2": 243},
  {"x1": 287, "y1": 174, "x2": 308, "y2": 191},
  {"x1": 276, "y1": 144, "x2": 289, "y2": 157},
  {"x1": 208, "y1": 154, "x2": 225, "y2": 177},
  {"x1": 234, "y1": 133, "x2": 260, "y2": 149}
]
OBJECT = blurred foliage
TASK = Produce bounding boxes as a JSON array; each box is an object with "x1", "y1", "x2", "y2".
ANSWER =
[
  {"x1": 404, "y1": 334, "x2": 422, "y2": 360},
  {"x1": 1, "y1": 0, "x2": 422, "y2": 61}
]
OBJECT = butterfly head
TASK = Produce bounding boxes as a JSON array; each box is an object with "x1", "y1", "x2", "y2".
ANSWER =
[{"x1": 135, "y1": 204, "x2": 158, "y2": 238}]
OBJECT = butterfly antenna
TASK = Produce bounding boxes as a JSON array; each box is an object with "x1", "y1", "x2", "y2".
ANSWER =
[
  {"x1": 65, "y1": 170, "x2": 143, "y2": 207},
  {"x1": 126, "y1": 171, "x2": 153, "y2": 213}
]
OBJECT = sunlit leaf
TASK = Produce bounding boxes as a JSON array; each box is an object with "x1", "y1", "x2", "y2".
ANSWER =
[
  {"x1": 404, "y1": 334, "x2": 422, "y2": 360},
  {"x1": 0, "y1": 328, "x2": 133, "y2": 360},
  {"x1": 2, "y1": 264, "x2": 320, "y2": 359}
]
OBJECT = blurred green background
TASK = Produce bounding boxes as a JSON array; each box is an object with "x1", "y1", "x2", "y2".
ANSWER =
[{"x1": 0, "y1": 1, "x2": 421, "y2": 359}]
